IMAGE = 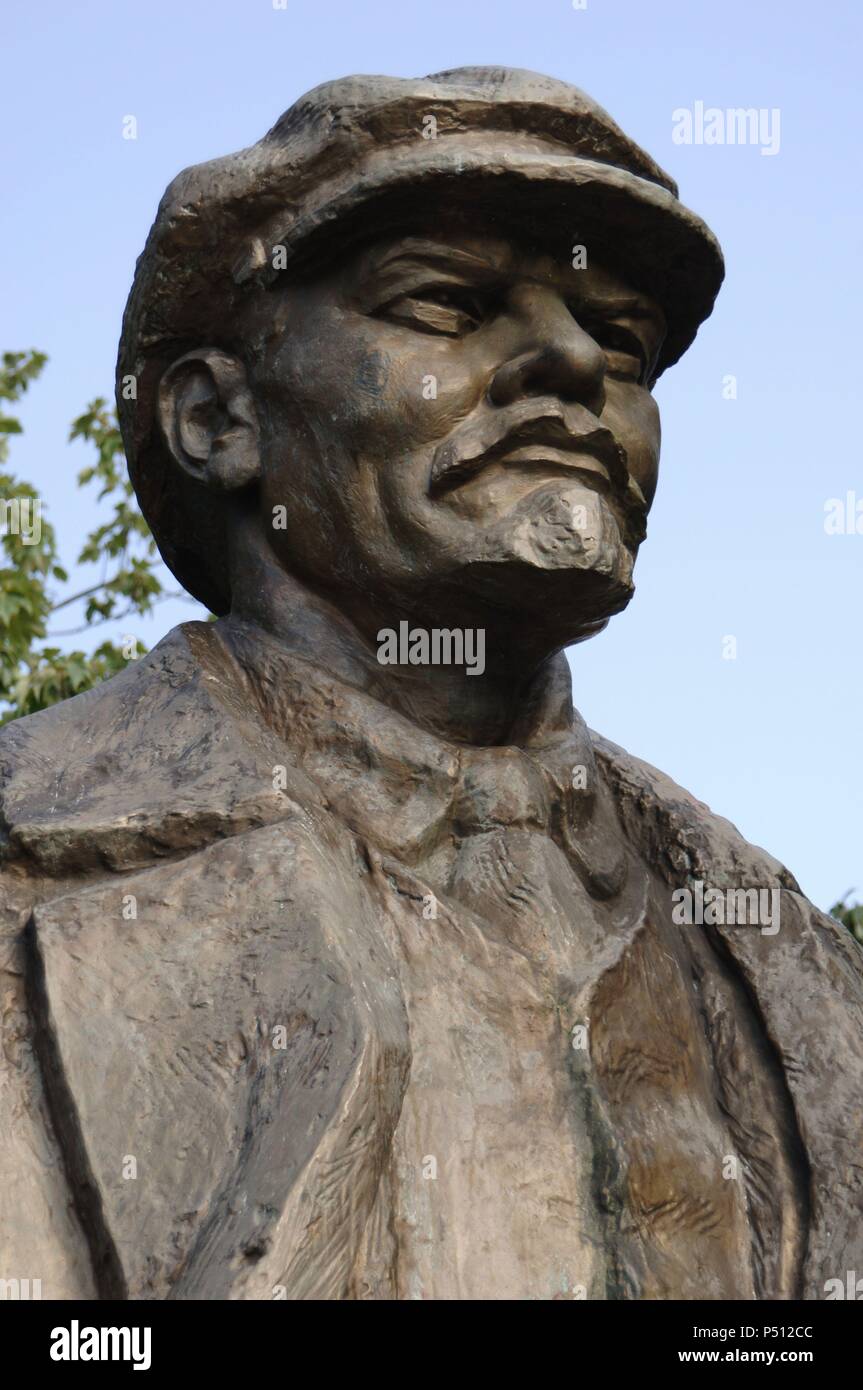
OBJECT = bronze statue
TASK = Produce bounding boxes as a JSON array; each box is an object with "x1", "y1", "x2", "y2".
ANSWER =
[{"x1": 2, "y1": 68, "x2": 861, "y2": 1301}]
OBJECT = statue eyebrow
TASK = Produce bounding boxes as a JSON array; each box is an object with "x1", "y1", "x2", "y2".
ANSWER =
[
  {"x1": 584, "y1": 295, "x2": 666, "y2": 332},
  {"x1": 360, "y1": 243, "x2": 666, "y2": 339}
]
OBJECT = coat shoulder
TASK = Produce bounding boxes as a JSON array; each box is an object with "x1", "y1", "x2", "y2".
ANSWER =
[
  {"x1": 591, "y1": 729, "x2": 801, "y2": 893},
  {"x1": 0, "y1": 622, "x2": 313, "y2": 876}
]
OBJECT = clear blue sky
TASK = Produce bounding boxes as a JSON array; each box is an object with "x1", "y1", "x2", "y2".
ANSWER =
[{"x1": 3, "y1": 0, "x2": 860, "y2": 909}]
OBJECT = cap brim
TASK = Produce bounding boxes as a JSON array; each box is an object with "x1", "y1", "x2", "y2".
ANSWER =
[{"x1": 229, "y1": 134, "x2": 724, "y2": 376}]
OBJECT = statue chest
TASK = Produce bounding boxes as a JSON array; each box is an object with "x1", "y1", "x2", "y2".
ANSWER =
[{"x1": 351, "y1": 828, "x2": 786, "y2": 1299}]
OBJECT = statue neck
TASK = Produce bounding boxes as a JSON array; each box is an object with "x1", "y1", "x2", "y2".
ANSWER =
[{"x1": 226, "y1": 514, "x2": 574, "y2": 748}]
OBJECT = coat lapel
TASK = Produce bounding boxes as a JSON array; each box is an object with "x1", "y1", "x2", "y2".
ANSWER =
[
  {"x1": 26, "y1": 815, "x2": 409, "y2": 1299},
  {"x1": 596, "y1": 732, "x2": 863, "y2": 1299},
  {"x1": 713, "y1": 893, "x2": 863, "y2": 1298}
]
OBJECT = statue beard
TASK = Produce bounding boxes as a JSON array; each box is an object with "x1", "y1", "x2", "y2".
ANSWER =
[{"x1": 435, "y1": 481, "x2": 641, "y2": 648}]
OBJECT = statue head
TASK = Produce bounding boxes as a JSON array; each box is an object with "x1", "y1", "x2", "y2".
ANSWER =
[{"x1": 118, "y1": 68, "x2": 723, "y2": 666}]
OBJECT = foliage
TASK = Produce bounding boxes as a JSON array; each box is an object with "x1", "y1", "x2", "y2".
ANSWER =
[
  {"x1": 0, "y1": 349, "x2": 181, "y2": 723},
  {"x1": 830, "y1": 893, "x2": 863, "y2": 946}
]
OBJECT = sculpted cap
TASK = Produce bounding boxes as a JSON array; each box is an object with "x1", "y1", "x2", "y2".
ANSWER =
[{"x1": 117, "y1": 67, "x2": 724, "y2": 613}]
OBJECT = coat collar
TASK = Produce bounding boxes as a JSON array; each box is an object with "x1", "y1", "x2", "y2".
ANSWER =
[{"x1": 2, "y1": 616, "x2": 626, "y2": 898}]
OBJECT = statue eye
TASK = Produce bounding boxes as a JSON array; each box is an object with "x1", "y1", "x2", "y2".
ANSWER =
[
  {"x1": 576, "y1": 314, "x2": 648, "y2": 383},
  {"x1": 376, "y1": 285, "x2": 486, "y2": 337}
]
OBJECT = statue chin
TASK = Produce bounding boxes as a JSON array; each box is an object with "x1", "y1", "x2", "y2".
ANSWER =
[{"x1": 448, "y1": 483, "x2": 638, "y2": 639}]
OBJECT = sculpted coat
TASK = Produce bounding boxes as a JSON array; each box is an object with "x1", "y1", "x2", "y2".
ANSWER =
[{"x1": 2, "y1": 618, "x2": 862, "y2": 1299}]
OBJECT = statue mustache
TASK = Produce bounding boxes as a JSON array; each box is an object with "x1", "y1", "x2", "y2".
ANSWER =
[{"x1": 428, "y1": 397, "x2": 648, "y2": 540}]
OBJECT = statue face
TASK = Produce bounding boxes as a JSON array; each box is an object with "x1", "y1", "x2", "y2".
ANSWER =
[{"x1": 249, "y1": 219, "x2": 665, "y2": 648}]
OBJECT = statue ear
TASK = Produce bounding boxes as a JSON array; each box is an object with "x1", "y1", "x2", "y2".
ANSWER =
[{"x1": 158, "y1": 349, "x2": 261, "y2": 491}]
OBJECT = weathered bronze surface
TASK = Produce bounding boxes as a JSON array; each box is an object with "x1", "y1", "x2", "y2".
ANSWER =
[{"x1": 2, "y1": 68, "x2": 861, "y2": 1300}]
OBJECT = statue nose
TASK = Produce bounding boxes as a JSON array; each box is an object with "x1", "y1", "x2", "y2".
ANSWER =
[{"x1": 488, "y1": 288, "x2": 607, "y2": 417}]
